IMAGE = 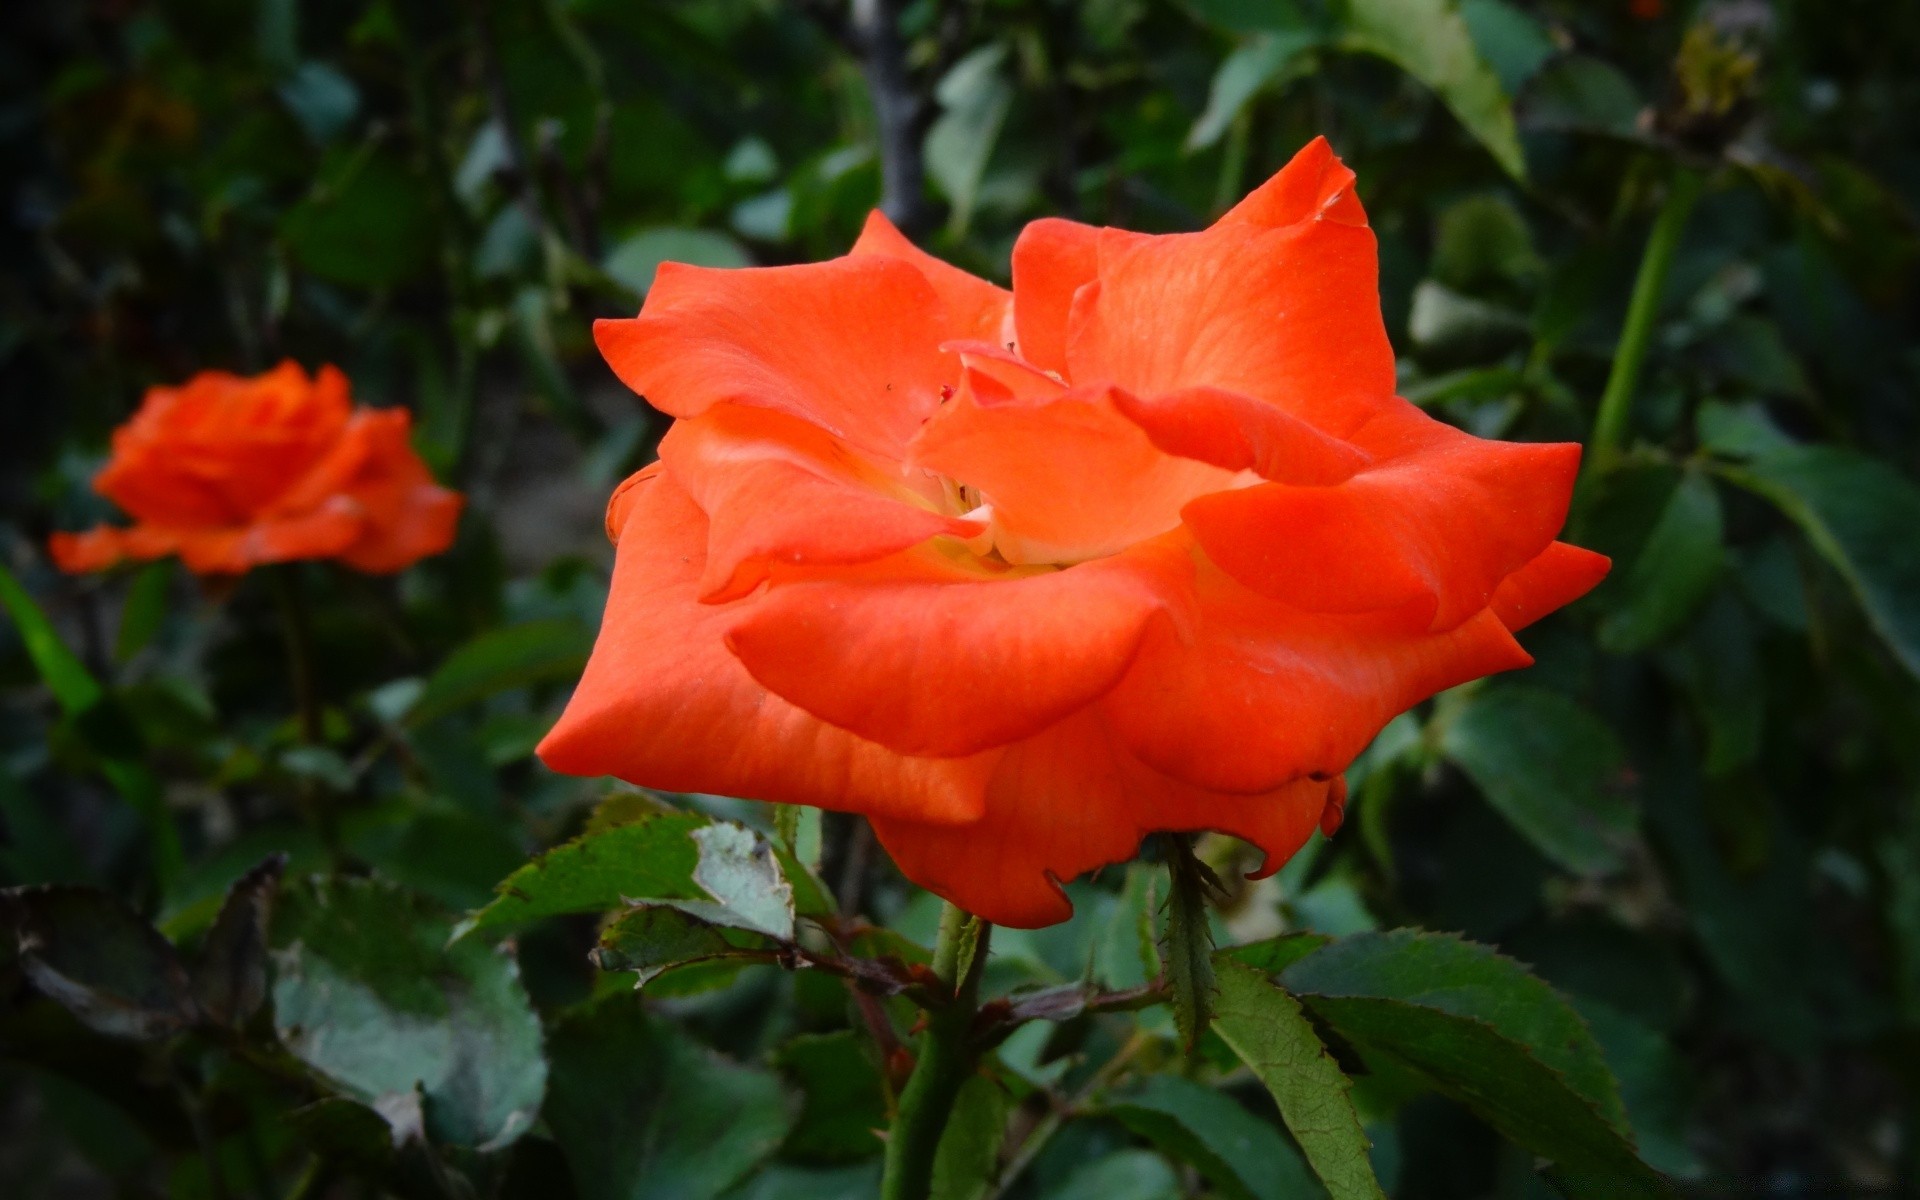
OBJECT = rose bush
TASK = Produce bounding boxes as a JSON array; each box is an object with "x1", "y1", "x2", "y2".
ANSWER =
[
  {"x1": 538, "y1": 138, "x2": 1609, "y2": 928},
  {"x1": 50, "y1": 361, "x2": 462, "y2": 576}
]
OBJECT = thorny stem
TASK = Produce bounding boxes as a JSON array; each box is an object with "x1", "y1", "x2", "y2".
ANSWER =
[
  {"x1": 880, "y1": 903, "x2": 992, "y2": 1200},
  {"x1": 1588, "y1": 168, "x2": 1704, "y2": 474}
]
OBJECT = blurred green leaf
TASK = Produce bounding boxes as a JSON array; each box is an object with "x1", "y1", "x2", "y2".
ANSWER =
[
  {"x1": 1213, "y1": 961, "x2": 1385, "y2": 1200},
  {"x1": 278, "y1": 62, "x2": 360, "y2": 144},
  {"x1": 544, "y1": 993, "x2": 794, "y2": 1200},
  {"x1": 1281, "y1": 931, "x2": 1659, "y2": 1193},
  {"x1": 271, "y1": 876, "x2": 547, "y2": 1149},
  {"x1": 1043, "y1": 1149, "x2": 1181, "y2": 1200},
  {"x1": 0, "y1": 564, "x2": 181, "y2": 884},
  {"x1": 406, "y1": 618, "x2": 593, "y2": 728},
  {"x1": 1, "y1": 885, "x2": 196, "y2": 1040},
  {"x1": 772, "y1": 1030, "x2": 886, "y2": 1163},
  {"x1": 603, "y1": 227, "x2": 753, "y2": 297},
  {"x1": 114, "y1": 561, "x2": 170, "y2": 664},
  {"x1": 926, "y1": 45, "x2": 1014, "y2": 236},
  {"x1": 281, "y1": 148, "x2": 436, "y2": 289},
  {"x1": 1104, "y1": 1074, "x2": 1319, "y2": 1200},
  {"x1": 1598, "y1": 470, "x2": 1724, "y2": 653},
  {"x1": 1695, "y1": 399, "x2": 1795, "y2": 460},
  {"x1": 1459, "y1": 0, "x2": 1555, "y2": 94},
  {"x1": 1188, "y1": 32, "x2": 1319, "y2": 151},
  {"x1": 1335, "y1": 0, "x2": 1525, "y2": 179},
  {"x1": 1431, "y1": 194, "x2": 1540, "y2": 291},
  {"x1": 1720, "y1": 446, "x2": 1920, "y2": 678},
  {"x1": 1220, "y1": 931, "x2": 1330, "y2": 975},
  {"x1": 1438, "y1": 686, "x2": 1636, "y2": 875},
  {"x1": 1518, "y1": 55, "x2": 1643, "y2": 136}
]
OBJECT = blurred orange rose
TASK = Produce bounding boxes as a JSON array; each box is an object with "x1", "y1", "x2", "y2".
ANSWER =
[
  {"x1": 50, "y1": 362, "x2": 461, "y2": 576},
  {"x1": 539, "y1": 138, "x2": 1609, "y2": 927}
]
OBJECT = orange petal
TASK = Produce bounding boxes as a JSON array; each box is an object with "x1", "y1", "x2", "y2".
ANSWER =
[
  {"x1": 1217, "y1": 135, "x2": 1368, "y2": 231},
  {"x1": 1100, "y1": 553, "x2": 1534, "y2": 794},
  {"x1": 1108, "y1": 385, "x2": 1371, "y2": 484},
  {"x1": 659, "y1": 404, "x2": 981, "y2": 602},
  {"x1": 909, "y1": 355, "x2": 1241, "y2": 565},
  {"x1": 1490, "y1": 541, "x2": 1611, "y2": 632},
  {"x1": 536, "y1": 468, "x2": 992, "y2": 825},
  {"x1": 280, "y1": 409, "x2": 461, "y2": 574},
  {"x1": 870, "y1": 711, "x2": 1338, "y2": 927},
  {"x1": 1183, "y1": 404, "x2": 1582, "y2": 630},
  {"x1": 1008, "y1": 218, "x2": 1145, "y2": 377},
  {"x1": 850, "y1": 211, "x2": 1013, "y2": 345},
  {"x1": 594, "y1": 255, "x2": 957, "y2": 460},
  {"x1": 48, "y1": 525, "x2": 179, "y2": 573},
  {"x1": 723, "y1": 538, "x2": 1191, "y2": 758},
  {"x1": 1061, "y1": 217, "x2": 1393, "y2": 438}
]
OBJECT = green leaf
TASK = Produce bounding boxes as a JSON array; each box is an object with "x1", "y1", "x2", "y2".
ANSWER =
[
  {"x1": 683, "y1": 821, "x2": 795, "y2": 939},
  {"x1": 0, "y1": 565, "x2": 180, "y2": 884},
  {"x1": 1187, "y1": 31, "x2": 1319, "y2": 151},
  {"x1": 773, "y1": 1030, "x2": 887, "y2": 1163},
  {"x1": 1335, "y1": 0, "x2": 1525, "y2": 179},
  {"x1": 1437, "y1": 686, "x2": 1636, "y2": 876},
  {"x1": 1219, "y1": 932, "x2": 1330, "y2": 976},
  {"x1": 1161, "y1": 835, "x2": 1218, "y2": 1052},
  {"x1": 1720, "y1": 445, "x2": 1920, "y2": 678},
  {"x1": 114, "y1": 561, "x2": 171, "y2": 664},
  {"x1": 1518, "y1": 55, "x2": 1643, "y2": 136},
  {"x1": 1431, "y1": 194, "x2": 1541, "y2": 291},
  {"x1": 271, "y1": 877, "x2": 547, "y2": 1149},
  {"x1": 1459, "y1": 0, "x2": 1555, "y2": 94},
  {"x1": 1597, "y1": 470, "x2": 1725, "y2": 653},
  {"x1": 591, "y1": 904, "x2": 764, "y2": 987},
  {"x1": 930, "y1": 1074, "x2": 1014, "y2": 1200},
  {"x1": 2, "y1": 885, "x2": 197, "y2": 1040},
  {"x1": 191, "y1": 853, "x2": 286, "y2": 1028},
  {"x1": 544, "y1": 993, "x2": 795, "y2": 1200},
  {"x1": 406, "y1": 618, "x2": 594, "y2": 728},
  {"x1": 281, "y1": 148, "x2": 436, "y2": 289},
  {"x1": 1281, "y1": 931, "x2": 1662, "y2": 1193},
  {"x1": 1213, "y1": 961, "x2": 1384, "y2": 1200},
  {"x1": 603, "y1": 226, "x2": 753, "y2": 298},
  {"x1": 774, "y1": 804, "x2": 824, "y2": 875},
  {"x1": 453, "y1": 811, "x2": 708, "y2": 940},
  {"x1": 1104, "y1": 1074, "x2": 1319, "y2": 1200},
  {"x1": 1044, "y1": 1149, "x2": 1181, "y2": 1200},
  {"x1": 926, "y1": 45, "x2": 1014, "y2": 236}
]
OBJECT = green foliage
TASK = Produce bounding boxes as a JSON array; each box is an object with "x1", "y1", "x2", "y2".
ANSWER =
[
  {"x1": 271, "y1": 876, "x2": 548, "y2": 1149},
  {"x1": 1213, "y1": 961, "x2": 1384, "y2": 1200}
]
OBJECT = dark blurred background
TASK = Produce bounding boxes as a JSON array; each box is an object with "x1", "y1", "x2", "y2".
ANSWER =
[{"x1": 2, "y1": 0, "x2": 1919, "y2": 1196}]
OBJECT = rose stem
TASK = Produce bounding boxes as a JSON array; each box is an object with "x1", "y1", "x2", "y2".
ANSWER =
[
  {"x1": 1588, "y1": 167, "x2": 1704, "y2": 473},
  {"x1": 880, "y1": 901, "x2": 992, "y2": 1200},
  {"x1": 269, "y1": 565, "x2": 340, "y2": 863}
]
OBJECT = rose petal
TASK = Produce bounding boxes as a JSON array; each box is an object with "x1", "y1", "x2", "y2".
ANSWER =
[
  {"x1": 1099, "y1": 555, "x2": 1535, "y2": 794},
  {"x1": 1182, "y1": 403, "x2": 1582, "y2": 630},
  {"x1": 660, "y1": 403, "x2": 982, "y2": 602},
  {"x1": 909, "y1": 351, "x2": 1242, "y2": 565},
  {"x1": 851, "y1": 210, "x2": 1013, "y2": 345},
  {"x1": 594, "y1": 255, "x2": 958, "y2": 459},
  {"x1": 536, "y1": 467, "x2": 992, "y2": 824},
  {"x1": 1490, "y1": 541, "x2": 1611, "y2": 632},
  {"x1": 1108, "y1": 385, "x2": 1371, "y2": 485},
  {"x1": 1008, "y1": 218, "x2": 1145, "y2": 377},
  {"x1": 1062, "y1": 180, "x2": 1393, "y2": 436},
  {"x1": 870, "y1": 710, "x2": 1339, "y2": 927},
  {"x1": 724, "y1": 536, "x2": 1191, "y2": 758}
]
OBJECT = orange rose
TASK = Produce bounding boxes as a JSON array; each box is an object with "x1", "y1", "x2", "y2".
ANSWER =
[
  {"x1": 50, "y1": 362, "x2": 462, "y2": 576},
  {"x1": 539, "y1": 139, "x2": 1608, "y2": 927}
]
